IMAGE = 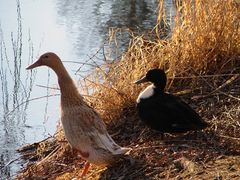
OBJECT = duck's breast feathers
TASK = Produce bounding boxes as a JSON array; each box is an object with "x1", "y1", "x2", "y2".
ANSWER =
[
  {"x1": 137, "y1": 84, "x2": 155, "y2": 103},
  {"x1": 62, "y1": 102, "x2": 107, "y2": 132}
]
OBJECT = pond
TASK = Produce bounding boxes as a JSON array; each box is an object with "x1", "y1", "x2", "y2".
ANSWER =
[{"x1": 0, "y1": 0, "x2": 174, "y2": 178}]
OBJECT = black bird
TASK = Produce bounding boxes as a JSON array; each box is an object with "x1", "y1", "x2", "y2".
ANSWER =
[{"x1": 135, "y1": 69, "x2": 208, "y2": 133}]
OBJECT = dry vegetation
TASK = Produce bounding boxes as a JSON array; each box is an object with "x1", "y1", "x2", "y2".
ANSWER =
[{"x1": 17, "y1": 0, "x2": 240, "y2": 179}]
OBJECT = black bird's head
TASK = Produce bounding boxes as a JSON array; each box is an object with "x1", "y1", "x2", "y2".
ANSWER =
[{"x1": 135, "y1": 68, "x2": 167, "y2": 91}]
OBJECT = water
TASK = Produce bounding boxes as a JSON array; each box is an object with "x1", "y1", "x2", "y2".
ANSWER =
[{"x1": 0, "y1": 0, "x2": 176, "y2": 178}]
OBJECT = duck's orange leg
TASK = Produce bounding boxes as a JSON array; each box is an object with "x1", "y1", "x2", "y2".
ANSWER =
[{"x1": 81, "y1": 161, "x2": 91, "y2": 177}]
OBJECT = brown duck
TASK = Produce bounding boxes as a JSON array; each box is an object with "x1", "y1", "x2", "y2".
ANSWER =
[{"x1": 26, "y1": 52, "x2": 131, "y2": 176}]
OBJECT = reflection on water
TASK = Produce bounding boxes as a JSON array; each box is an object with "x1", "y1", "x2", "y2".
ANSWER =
[
  {"x1": 56, "y1": 0, "x2": 159, "y2": 62},
  {"x1": 0, "y1": 0, "x2": 175, "y2": 178}
]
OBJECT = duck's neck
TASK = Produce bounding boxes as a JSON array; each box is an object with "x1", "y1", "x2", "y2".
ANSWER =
[
  {"x1": 153, "y1": 83, "x2": 165, "y2": 93},
  {"x1": 51, "y1": 62, "x2": 83, "y2": 105}
]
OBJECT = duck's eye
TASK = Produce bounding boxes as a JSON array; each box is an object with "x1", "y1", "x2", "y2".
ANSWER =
[{"x1": 44, "y1": 55, "x2": 49, "y2": 58}]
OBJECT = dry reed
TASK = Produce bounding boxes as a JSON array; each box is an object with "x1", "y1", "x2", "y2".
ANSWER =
[{"x1": 83, "y1": 0, "x2": 239, "y2": 122}]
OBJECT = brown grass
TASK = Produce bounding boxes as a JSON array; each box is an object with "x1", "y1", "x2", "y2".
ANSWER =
[
  {"x1": 17, "y1": 0, "x2": 240, "y2": 179},
  {"x1": 81, "y1": 0, "x2": 239, "y2": 122}
]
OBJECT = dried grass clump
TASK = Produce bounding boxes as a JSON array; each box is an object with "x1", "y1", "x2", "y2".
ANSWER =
[
  {"x1": 17, "y1": 0, "x2": 240, "y2": 179},
  {"x1": 85, "y1": 0, "x2": 239, "y2": 122}
]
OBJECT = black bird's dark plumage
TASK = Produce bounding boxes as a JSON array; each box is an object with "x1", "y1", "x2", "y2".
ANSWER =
[{"x1": 135, "y1": 69, "x2": 208, "y2": 133}]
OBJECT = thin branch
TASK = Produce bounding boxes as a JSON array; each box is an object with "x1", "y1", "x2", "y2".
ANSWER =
[
  {"x1": 62, "y1": 61, "x2": 98, "y2": 68},
  {"x1": 34, "y1": 84, "x2": 108, "y2": 100},
  {"x1": 74, "y1": 46, "x2": 104, "y2": 75},
  {"x1": 36, "y1": 84, "x2": 60, "y2": 90},
  {"x1": 0, "y1": 157, "x2": 22, "y2": 170},
  {"x1": 192, "y1": 74, "x2": 240, "y2": 101},
  {"x1": 5, "y1": 94, "x2": 60, "y2": 117},
  {"x1": 169, "y1": 73, "x2": 240, "y2": 79},
  {"x1": 218, "y1": 134, "x2": 240, "y2": 140}
]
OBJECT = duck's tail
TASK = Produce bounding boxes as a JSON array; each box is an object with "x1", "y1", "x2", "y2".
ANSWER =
[
  {"x1": 195, "y1": 119, "x2": 209, "y2": 130},
  {"x1": 114, "y1": 146, "x2": 132, "y2": 155}
]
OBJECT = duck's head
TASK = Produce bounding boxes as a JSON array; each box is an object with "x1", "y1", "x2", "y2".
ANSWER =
[
  {"x1": 135, "y1": 68, "x2": 167, "y2": 91},
  {"x1": 26, "y1": 52, "x2": 62, "y2": 70}
]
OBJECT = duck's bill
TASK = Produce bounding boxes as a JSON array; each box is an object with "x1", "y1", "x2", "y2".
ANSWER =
[
  {"x1": 26, "y1": 60, "x2": 41, "y2": 70},
  {"x1": 134, "y1": 76, "x2": 148, "y2": 84}
]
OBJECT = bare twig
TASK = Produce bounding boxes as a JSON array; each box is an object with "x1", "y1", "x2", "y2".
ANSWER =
[{"x1": 5, "y1": 94, "x2": 60, "y2": 117}]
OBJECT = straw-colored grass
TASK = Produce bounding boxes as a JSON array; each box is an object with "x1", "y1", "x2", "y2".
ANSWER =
[
  {"x1": 17, "y1": 0, "x2": 240, "y2": 179},
  {"x1": 83, "y1": 0, "x2": 239, "y2": 122}
]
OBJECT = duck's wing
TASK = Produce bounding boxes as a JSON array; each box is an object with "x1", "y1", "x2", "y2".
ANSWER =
[
  {"x1": 75, "y1": 103, "x2": 130, "y2": 155},
  {"x1": 137, "y1": 95, "x2": 180, "y2": 130},
  {"x1": 163, "y1": 93, "x2": 207, "y2": 127},
  {"x1": 137, "y1": 93, "x2": 207, "y2": 132}
]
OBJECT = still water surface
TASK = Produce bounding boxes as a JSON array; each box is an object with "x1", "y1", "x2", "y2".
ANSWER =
[{"x1": 0, "y1": 0, "x2": 175, "y2": 178}]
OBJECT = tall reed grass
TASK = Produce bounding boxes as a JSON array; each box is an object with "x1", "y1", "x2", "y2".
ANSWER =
[
  {"x1": 0, "y1": 0, "x2": 36, "y2": 178},
  {"x1": 0, "y1": 0, "x2": 35, "y2": 122},
  {"x1": 81, "y1": 0, "x2": 239, "y2": 122}
]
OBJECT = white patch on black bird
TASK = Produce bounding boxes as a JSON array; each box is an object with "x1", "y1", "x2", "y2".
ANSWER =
[{"x1": 137, "y1": 84, "x2": 155, "y2": 103}]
